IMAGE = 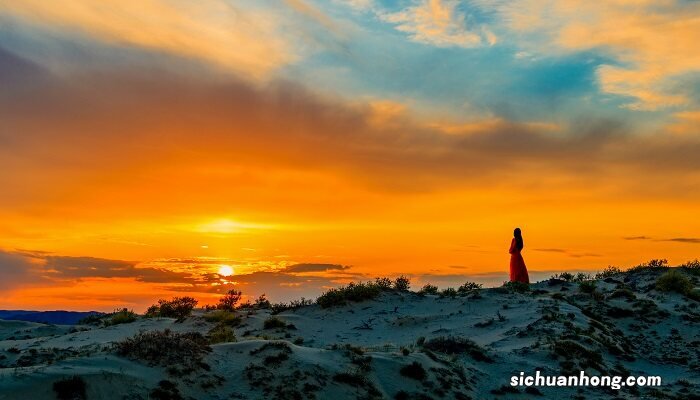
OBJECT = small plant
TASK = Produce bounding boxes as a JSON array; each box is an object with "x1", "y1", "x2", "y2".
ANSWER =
[
  {"x1": 579, "y1": 280, "x2": 597, "y2": 294},
  {"x1": 629, "y1": 258, "x2": 669, "y2": 272},
  {"x1": 217, "y1": 289, "x2": 242, "y2": 311},
  {"x1": 207, "y1": 324, "x2": 236, "y2": 344},
  {"x1": 399, "y1": 361, "x2": 426, "y2": 381},
  {"x1": 418, "y1": 284, "x2": 438, "y2": 295},
  {"x1": 457, "y1": 281, "x2": 482, "y2": 294},
  {"x1": 394, "y1": 276, "x2": 411, "y2": 291},
  {"x1": 270, "y1": 297, "x2": 313, "y2": 314},
  {"x1": 316, "y1": 282, "x2": 382, "y2": 308},
  {"x1": 656, "y1": 270, "x2": 693, "y2": 294},
  {"x1": 150, "y1": 380, "x2": 183, "y2": 400},
  {"x1": 552, "y1": 272, "x2": 574, "y2": 282},
  {"x1": 106, "y1": 308, "x2": 138, "y2": 326},
  {"x1": 202, "y1": 310, "x2": 241, "y2": 326},
  {"x1": 503, "y1": 281, "x2": 530, "y2": 293},
  {"x1": 146, "y1": 297, "x2": 198, "y2": 320},
  {"x1": 114, "y1": 329, "x2": 210, "y2": 367},
  {"x1": 439, "y1": 287, "x2": 458, "y2": 298},
  {"x1": 595, "y1": 266, "x2": 622, "y2": 280},
  {"x1": 255, "y1": 294, "x2": 271, "y2": 309},
  {"x1": 422, "y1": 336, "x2": 493, "y2": 362},
  {"x1": 53, "y1": 376, "x2": 87, "y2": 400},
  {"x1": 263, "y1": 316, "x2": 287, "y2": 330},
  {"x1": 375, "y1": 277, "x2": 393, "y2": 290}
]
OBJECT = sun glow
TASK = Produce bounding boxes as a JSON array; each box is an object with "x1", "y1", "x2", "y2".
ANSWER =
[{"x1": 218, "y1": 265, "x2": 234, "y2": 277}]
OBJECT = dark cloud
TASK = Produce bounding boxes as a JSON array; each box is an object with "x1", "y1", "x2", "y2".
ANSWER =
[
  {"x1": 284, "y1": 263, "x2": 349, "y2": 273},
  {"x1": 624, "y1": 236, "x2": 651, "y2": 240},
  {"x1": 533, "y1": 248, "x2": 567, "y2": 253},
  {"x1": 661, "y1": 238, "x2": 700, "y2": 244},
  {"x1": 533, "y1": 248, "x2": 600, "y2": 258}
]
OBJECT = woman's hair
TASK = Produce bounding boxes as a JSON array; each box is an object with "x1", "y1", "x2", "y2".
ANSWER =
[{"x1": 514, "y1": 228, "x2": 524, "y2": 250}]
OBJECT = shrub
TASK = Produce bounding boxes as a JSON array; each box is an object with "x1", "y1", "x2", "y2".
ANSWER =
[
  {"x1": 375, "y1": 277, "x2": 393, "y2": 290},
  {"x1": 656, "y1": 270, "x2": 693, "y2": 294},
  {"x1": 552, "y1": 272, "x2": 574, "y2": 282},
  {"x1": 207, "y1": 324, "x2": 236, "y2": 344},
  {"x1": 114, "y1": 329, "x2": 210, "y2": 367},
  {"x1": 316, "y1": 282, "x2": 382, "y2": 308},
  {"x1": 595, "y1": 266, "x2": 622, "y2": 280},
  {"x1": 263, "y1": 316, "x2": 287, "y2": 330},
  {"x1": 439, "y1": 288, "x2": 458, "y2": 298},
  {"x1": 217, "y1": 289, "x2": 242, "y2": 311},
  {"x1": 202, "y1": 310, "x2": 241, "y2": 326},
  {"x1": 77, "y1": 313, "x2": 107, "y2": 325},
  {"x1": 629, "y1": 259, "x2": 669, "y2": 272},
  {"x1": 422, "y1": 336, "x2": 493, "y2": 362},
  {"x1": 255, "y1": 294, "x2": 271, "y2": 309},
  {"x1": 106, "y1": 308, "x2": 138, "y2": 326},
  {"x1": 418, "y1": 284, "x2": 439, "y2": 295},
  {"x1": 680, "y1": 259, "x2": 700, "y2": 276},
  {"x1": 270, "y1": 297, "x2": 313, "y2": 314},
  {"x1": 150, "y1": 380, "x2": 183, "y2": 400},
  {"x1": 399, "y1": 361, "x2": 426, "y2": 381},
  {"x1": 53, "y1": 376, "x2": 86, "y2": 400},
  {"x1": 579, "y1": 280, "x2": 597, "y2": 294},
  {"x1": 687, "y1": 288, "x2": 700, "y2": 302},
  {"x1": 394, "y1": 276, "x2": 411, "y2": 291},
  {"x1": 503, "y1": 281, "x2": 530, "y2": 293},
  {"x1": 146, "y1": 297, "x2": 198, "y2": 320},
  {"x1": 457, "y1": 282, "x2": 482, "y2": 294}
]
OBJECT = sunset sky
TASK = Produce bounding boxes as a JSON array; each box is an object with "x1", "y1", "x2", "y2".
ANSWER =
[{"x1": 1, "y1": 0, "x2": 700, "y2": 311}]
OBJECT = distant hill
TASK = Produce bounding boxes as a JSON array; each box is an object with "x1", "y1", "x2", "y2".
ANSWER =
[{"x1": 0, "y1": 310, "x2": 103, "y2": 325}]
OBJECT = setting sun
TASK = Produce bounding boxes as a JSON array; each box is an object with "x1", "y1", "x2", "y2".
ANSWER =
[{"x1": 218, "y1": 265, "x2": 234, "y2": 277}]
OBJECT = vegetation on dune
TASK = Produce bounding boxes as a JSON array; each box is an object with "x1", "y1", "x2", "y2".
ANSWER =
[
  {"x1": 202, "y1": 310, "x2": 241, "y2": 326},
  {"x1": 422, "y1": 336, "x2": 493, "y2": 363},
  {"x1": 53, "y1": 376, "x2": 87, "y2": 400},
  {"x1": 628, "y1": 258, "x2": 669, "y2": 272},
  {"x1": 105, "y1": 308, "x2": 138, "y2": 326},
  {"x1": 114, "y1": 329, "x2": 210, "y2": 367},
  {"x1": 207, "y1": 324, "x2": 236, "y2": 344},
  {"x1": 595, "y1": 266, "x2": 622, "y2": 280},
  {"x1": 217, "y1": 289, "x2": 243, "y2": 311},
  {"x1": 418, "y1": 284, "x2": 439, "y2": 295},
  {"x1": 400, "y1": 361, "x2": 427, "y2": 381},
  {"x1": 656, "y1": 270, "x2": 694, "y2": 294},
  {"x1": 317, "y1": 281, "x2": 385, "y2": 308},
  {"x1": 263, "y1": 316, "x2": 288, "y2": 330},
  {"x1": 502, "y1": 281, "x2": 530, "y2": 293},
  {"x1": 146, "y1": 297, "x2": 198, "y2": 320}
]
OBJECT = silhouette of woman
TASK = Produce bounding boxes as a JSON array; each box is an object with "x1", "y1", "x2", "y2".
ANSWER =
[{"x1": 509, "y1": 228, "x2": 529, "y2": 283}]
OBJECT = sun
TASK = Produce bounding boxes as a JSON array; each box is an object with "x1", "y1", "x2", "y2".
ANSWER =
[{"x1": 218, "y1": 265, "x2": 234, "y2": 277}]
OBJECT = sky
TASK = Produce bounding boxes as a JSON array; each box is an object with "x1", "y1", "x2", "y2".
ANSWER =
[{"x1": 1, "y1": 0, "x2": 700, "y2": 311}]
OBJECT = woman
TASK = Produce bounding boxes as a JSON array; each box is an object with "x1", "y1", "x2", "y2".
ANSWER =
[{"x1": 509, "y1": 228, "x2": 530, "y2": 283}]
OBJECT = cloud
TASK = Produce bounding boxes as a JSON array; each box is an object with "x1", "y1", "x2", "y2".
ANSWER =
[
  {"x1": 284, "y1": 263, "x2": 350, "y2": 273},
  {"x1": 381, "y1": 0, "x2": 495, "y2": 48},
  {"x1": 533, "y1": 248, "x2": 601, "y2": 258},
  {"x1": 0, "y1": 0, "x2": 298, "y2": 80},
  {"x1": 483, "y1": 0, "x2": 700, "y2": 110},
  {"x1": 660, "y1": 238, "x2": 700, "y2": 244},
  {"x1": 623, "y1": 236, "x2": 652, "y2": 241}
]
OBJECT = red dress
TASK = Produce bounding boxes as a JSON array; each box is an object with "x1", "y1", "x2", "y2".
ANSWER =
[{"x1": 509, "y1": 238, "x2": 530, "y2": 283}]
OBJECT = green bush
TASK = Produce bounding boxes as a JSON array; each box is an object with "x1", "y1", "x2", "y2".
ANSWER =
[
  {"x1": 629, "y1": 258, "x2": 668, "y2": 272},
  {"x1": 202, "y1": 310, "x2": 241, "y2": 326},
  {"x1": 145, "y1": 297, "x2": 198, "y2": 320},
  {"x1": 316, "y1": 282, "x2": 382, "y2": 308},
  {"x1": 114, "y1": 329, "x2": 210, "y2": 367},
  {"x1": 503, "y1": 281, "x2": 530, "y2": 293},
  {"x1": 579, "y1": 280, "x2": 597, "y2": 294},
  {"x1": 656, "y1": 270, "x2": 693, "y2": 294},
  {"x1": 457, "y1": 282, "x2": 482, "y2": 294},
  {"x1": 255, "y1": 294, "x2": 271, "y2": 309},
  {"x1": 595, "y1": 266, "x2": 622, "y2": 280},
  {"x1": 686, "y1": 288, "x2": 700, "y2": 302},
  {"x1": 422, "y1": 336, "x2": 492, "y2": 362},
  {"x1": 263, "y1": 316, "x2": 288, "y2": 330},
  {"x1": 439, "y1": 288, "x2": 458, "y2": 298},
  {"x1": 399, "y1": 361, "x2": 426, "y2": 381},
  {"x1": 217, "y1": 289, "x2": 242, "y2": 311},
  {"x1": 207, "y1": 324, "x2": 236, "y2": 344},
  {"x1": 394, "y1": 276, "x2": 411, "y2": 291},
  {"x1": 552, "y1": 272, "x2": 574, "y2": 282},
  {"x1": 418, "y1": 284, "x2": 438, "y2": 295},
  {"x1": 680, "y1": 259, "x2": 700, "y2": 276},
  {"x1": 270, "y1": 298, "x2": 313, "y2": 314},
  {"x1": 106, "y1": 308, "x2": 138, "y2": 326},
  {"x1": 374, "y1": 277, "x2": 393, "y2": 290}
]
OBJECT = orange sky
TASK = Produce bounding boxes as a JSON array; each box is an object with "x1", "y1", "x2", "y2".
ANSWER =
[{"x1": 1, "y1": 0, "x2": 699, "y2": 311}]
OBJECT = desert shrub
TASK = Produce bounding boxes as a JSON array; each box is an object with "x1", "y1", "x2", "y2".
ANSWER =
[
  {"x1": 457, "y1": 282, "x2": 482, "y2": 294},
  {"x1": 77, "y1": 313, "x2": 107, "y2": 325},
  {"x1": 579, "y1": 280, "x2": 597, "y2": 294},
  {"x1": 270, "y1": 297, "x2": 313, "y2": 314},
  {"x1": 375, "y1": 277, "x2": 393, "y2": 290},
  {"x1": 439, "y1": 288, "x2": 458, "y2": 298},
  {"x1": 146, "y1": 297, "x2": 198, "y2": 320},
  {"x1": 422, "y1": 336, "x2": 493, "y2": 362},
  {"x1": 552, "y1": 340, "x2": 603, "y2": 371},
  {"x1": 687, "y1": 288, "x2": 700, "y2": 302},
  {"x1": 595, "y1": 266, "x2": 622, "y2": 280},
  {"x1": 207, "y1": 324, "x2": 236, "y2": 344},
  {"x1": 217, "y1": 289, "x2": 242, "y2": 311},
  {"x1": 255, "y1": 294, "x2": 271, "y2": 309},
  {"x1": 399, "y1": 361, "x2": 426, "y2": 381},
  {"x1": 680, "y1": 259, "x2": 700, "y2": 276},
  {"x1": 609, "y1": 288, "x2": 636, "y2": 300},
  {"x1": 106, "y1": 308, "x2": 138, "y2": 326},
  {"x1": 418, "y1": 284, "x2": 439, "y2": 295},
  {"x1": 552, "y1": 272, "x2": 575, "y2": 282},
  {"x1": 394, "y1": 276, "x2": 411, "y2": 291},
  {"x1": 114, "y1": 329, "x2": 210, "y2": 367},
  {"x1": 629, "y1": 258, "x2": 669, "y2": 272},
  {"x1": 574, "y1": 272, "x2": 592, "y2": 282},
  {"x1": 656, "y1": 270, "x2": 693, "y2": 294},
  {"x1": 202, "y1": 310, "x2": 241, "y2": 326},
  {"x1": 503, "y1": 281, "x2": 530, "y2": 293},
  {"x1": 317, "y1": 282, "x2": 382, "y2": 308},
  {"x1": 263, "y1": 316, "x2": 287, "y2": 330},
  {"x1": 53, "y1": 376, "x2": 86, "y2": 400}
]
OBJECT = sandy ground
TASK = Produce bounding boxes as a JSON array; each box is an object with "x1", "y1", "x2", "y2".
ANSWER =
[{"x1": 0, "y1": 267, "x2": 698, "y2": 399}]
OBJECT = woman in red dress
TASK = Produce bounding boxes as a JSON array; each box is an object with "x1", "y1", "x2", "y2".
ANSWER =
[{"x1": 509, "y1": 227, "x2": 530, "y2": 283}]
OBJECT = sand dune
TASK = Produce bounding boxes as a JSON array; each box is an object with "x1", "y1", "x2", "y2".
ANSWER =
[{"x1": 1, "y1": 267, "x2": 698, "y2": 399}]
